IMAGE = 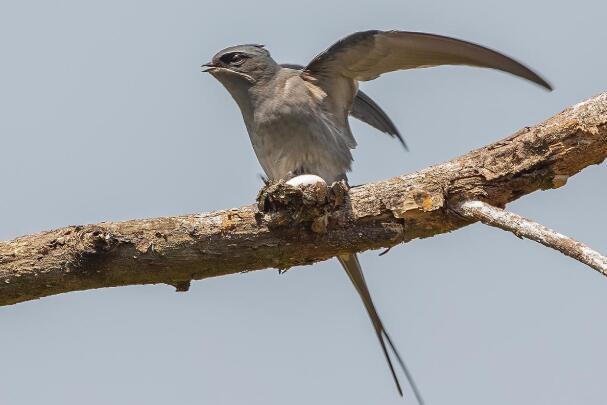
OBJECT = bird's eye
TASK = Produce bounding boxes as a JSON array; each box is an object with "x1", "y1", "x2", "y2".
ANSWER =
[
  {"x1": 230, "y1": 53, "x2": 245, "y2": 65},
  {"x1": 221, "y1": 53, "x2": 246, "y2": 66}
]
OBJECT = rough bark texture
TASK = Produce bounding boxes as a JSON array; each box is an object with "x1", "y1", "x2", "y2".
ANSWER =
[{"x1": 1, "y1": 92, "x2": 606, "y2": 307}]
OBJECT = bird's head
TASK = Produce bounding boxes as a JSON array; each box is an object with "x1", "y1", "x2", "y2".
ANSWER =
[{"x1": 202, "y1": 44, "x2": 279, "y2": 88}]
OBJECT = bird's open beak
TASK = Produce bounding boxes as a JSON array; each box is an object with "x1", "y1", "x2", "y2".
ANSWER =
[
  {"x1": 201, "y1": 62, "x2": 256, "y2": 83},
  {"x1": 201, "y1": 62, "x2": 218, "y2": 73}
]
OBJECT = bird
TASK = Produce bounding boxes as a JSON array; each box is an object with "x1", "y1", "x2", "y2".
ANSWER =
[{"x1": 202, "y1": 30, "x2": 551, "y2": 403}]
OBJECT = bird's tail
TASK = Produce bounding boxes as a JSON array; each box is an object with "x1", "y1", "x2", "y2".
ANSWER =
[{"x1": 338, "y1": 253, "x2": 424, "y2": 405}]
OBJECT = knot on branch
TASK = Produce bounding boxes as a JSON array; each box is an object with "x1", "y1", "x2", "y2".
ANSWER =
[
  {"x1": 256, "y1": 179, "x2": 348, "y2": 233},
  {"x1": 81, "y1": 228, "x2": 120, "y2": 254}
]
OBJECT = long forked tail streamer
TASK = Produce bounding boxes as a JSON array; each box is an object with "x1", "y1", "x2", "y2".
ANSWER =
[{"x1": 338, "y1": 254, "x2": 424, "y2": 405}]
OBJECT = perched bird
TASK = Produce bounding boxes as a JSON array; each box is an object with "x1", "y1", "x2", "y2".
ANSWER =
[{"x1": 203, "y1": 30, "x2": 551, "y2": 403}]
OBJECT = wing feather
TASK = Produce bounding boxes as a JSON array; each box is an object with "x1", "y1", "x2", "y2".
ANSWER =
[{"x1": 304, "y1": 30, "x2": 552, "y2": 89}]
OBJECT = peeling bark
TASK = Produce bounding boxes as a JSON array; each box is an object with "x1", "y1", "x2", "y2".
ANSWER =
[{"x1": 1, "y1": 92, "x2": 606, "y2": 307}]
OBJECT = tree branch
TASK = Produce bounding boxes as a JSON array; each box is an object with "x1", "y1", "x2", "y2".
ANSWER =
[
  {"x1": 1, "y1": 92, "x2": 606, "y2": 307},
  {"x1": 454, "y1": 200, "x2": 607, "y2": 276}
]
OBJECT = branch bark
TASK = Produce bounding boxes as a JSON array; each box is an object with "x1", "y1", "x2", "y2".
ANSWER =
[
  {"x1": 1, "y1": 92, "x2": 606, "y2": 307},
  {"x1": 454, "y1": 200, "x2": 607, "y2": 276}
]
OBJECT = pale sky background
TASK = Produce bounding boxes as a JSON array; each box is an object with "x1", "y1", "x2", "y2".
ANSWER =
[{"x1": 1, "y1": 1, "x2": 606, "y2": 404}]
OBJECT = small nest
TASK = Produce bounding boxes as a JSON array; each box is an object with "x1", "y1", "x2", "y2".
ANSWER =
[{"x1": 256, "y1": 179, "x2": 348, "y2": 232}]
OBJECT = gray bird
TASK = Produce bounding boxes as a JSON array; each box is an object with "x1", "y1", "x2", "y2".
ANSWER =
[{"x1": 203, "y1": 30, "x2": 551, "y2": 402}]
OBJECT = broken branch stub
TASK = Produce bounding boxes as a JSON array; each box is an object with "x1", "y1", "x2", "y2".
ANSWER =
[{"x1": 454, "y1": 200, "x2": 607, "y2": 276}]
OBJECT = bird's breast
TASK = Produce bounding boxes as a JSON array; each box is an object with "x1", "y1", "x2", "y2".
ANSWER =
[{"x1": 247, "y1": 102, "x2": 353, "y2": 183}]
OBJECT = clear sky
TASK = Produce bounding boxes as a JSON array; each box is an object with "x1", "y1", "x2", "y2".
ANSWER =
[{"x1": 1, "y1": 0, "x2": 606, "y2": 404}]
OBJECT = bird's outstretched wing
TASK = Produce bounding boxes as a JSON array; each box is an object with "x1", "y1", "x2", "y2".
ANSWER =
[
  {"x1": 281, "y1": 63, "x2": 406, "y2": 149},
  {"x1": 302, "y1": 30, "x2": 551, "y2": 111},
  {"x1": 350, "y1": 90, "x2": 406, "y2": 150},
  {"x1": 338, "y1": 254, "x2": 424, "y2": 404}
]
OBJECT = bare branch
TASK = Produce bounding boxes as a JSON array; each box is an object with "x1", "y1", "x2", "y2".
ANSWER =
[
  {"x1": 453, "y1": 200, "x2": 607, "y2": 276},
  {"x1": 1, "y1": 92, "x2": 606, "y2": 306}
]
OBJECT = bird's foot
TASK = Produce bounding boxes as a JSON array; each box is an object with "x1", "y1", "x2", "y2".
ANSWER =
[{"x1": 258, "y1": 173, "x2": 270, "y2": 185}]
